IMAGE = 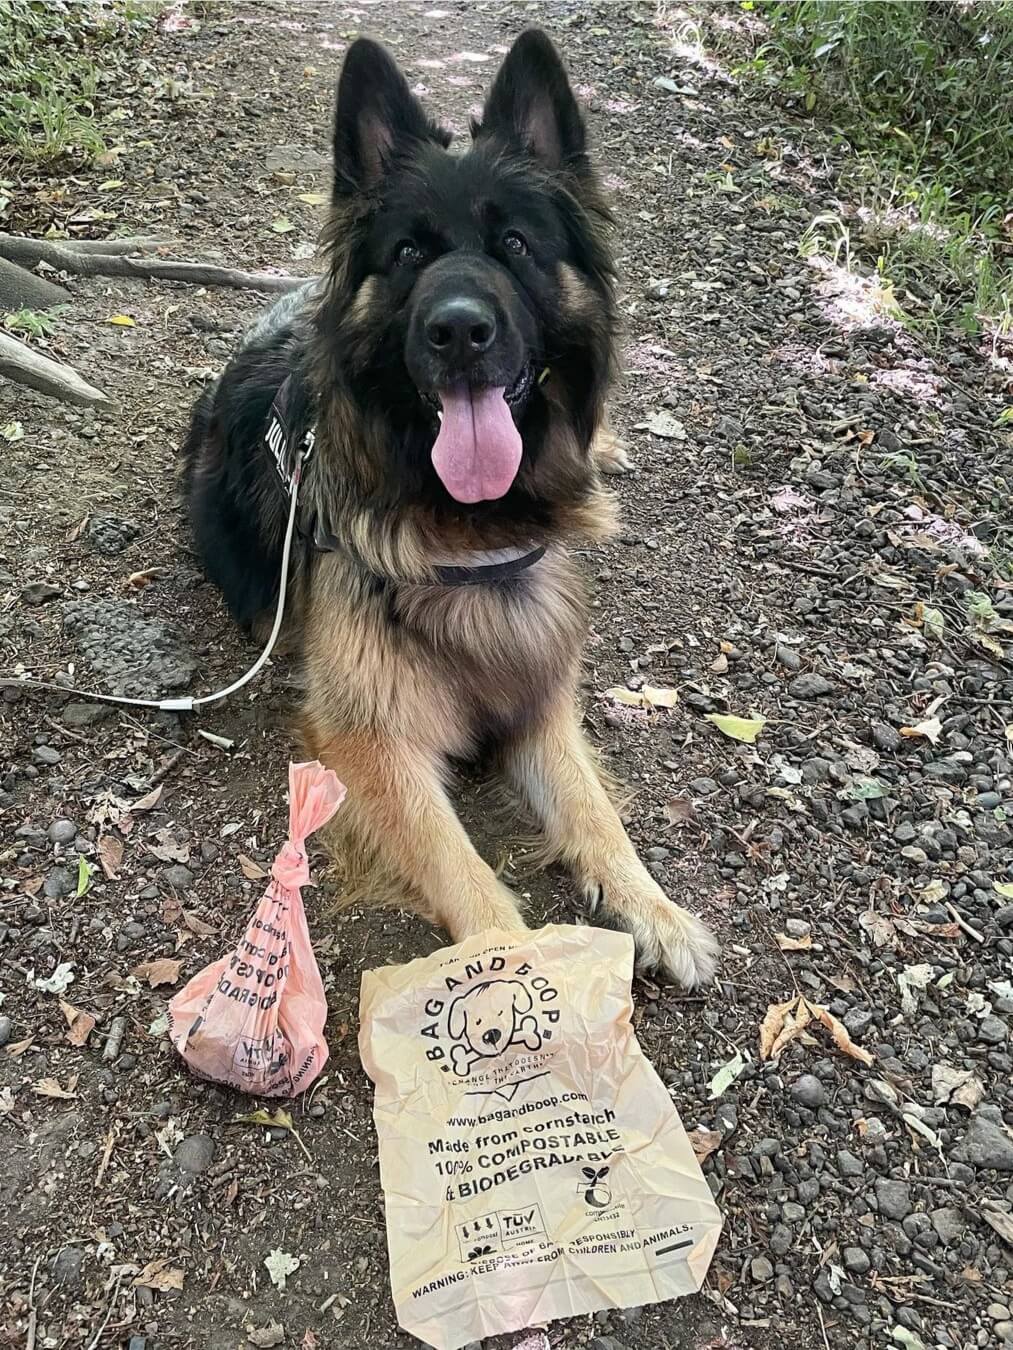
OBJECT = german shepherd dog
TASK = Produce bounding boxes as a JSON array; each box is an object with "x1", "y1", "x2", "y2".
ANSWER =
[{"x1": 182, "y1": 31, "x2": 718, "y2": 987}]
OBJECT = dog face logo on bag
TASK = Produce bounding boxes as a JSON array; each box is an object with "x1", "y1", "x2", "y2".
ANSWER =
[{"x1": 420, "y1": 955, "x2": 560, "y2": 1077}]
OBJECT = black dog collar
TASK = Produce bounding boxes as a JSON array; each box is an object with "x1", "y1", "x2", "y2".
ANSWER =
[{"x1": 264, "y1": 376, "x2": 545, "y2": 587}]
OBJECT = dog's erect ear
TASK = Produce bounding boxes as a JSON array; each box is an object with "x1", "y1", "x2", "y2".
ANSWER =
[
  {"x1": 508, "y1": 981, "x2": 533, "y2": 1014},
  {"x1": 332, "y1": 38, "x2": 449, "y2": 196},
  {"x1": 447, "y1": 996, "x2": 467, "y2": 1041},
  {"x1": 476, "y1": 29, "x2": 586, "y2": 171}
]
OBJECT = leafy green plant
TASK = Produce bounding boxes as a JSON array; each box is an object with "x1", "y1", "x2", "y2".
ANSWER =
[
  {"x1": 3, "y1": 307, "x2": 62, "y2": 339},
  {"x1": 0, "y1": 1, "x2": 152, "y2": 165},
  {"x1": 721, "y1": 1, "x2": 1013, "y2": 343}
]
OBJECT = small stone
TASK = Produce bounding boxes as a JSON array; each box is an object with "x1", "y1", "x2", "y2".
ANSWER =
[
  {"x1": 173, "y1": 1134, "x2": 216, "y2": 1175},
  {"x1": 689, "y1": 776, "x2": 719, "y2": 795},
  {"x1": 21, "y1": 582, "x2": 61, "y2": 604},
  {"x1": 44, "y1": 866, "x2": 76, "y2": 899},
  {"x1": 162, "y1": 864, "x2": 196, "y2": 890},
  {"x1": 841, "y1": 803, "x2": 869, "y2": 829},
  {"x1": 791, "y1": 1074, "x2": 826, "y2": 1109},
  {"x1": 844, "y1": 1007, "x2": 873, "y2": 1036},
  {"x1": 875, "y1": 1178, "x2": 912, "y2": 1220},
  {"x1": 32, "y1": 745, "x2": 61, "y2": 766},
  {"x1": 0, "y1": 1016, "x2": 11, "y2": 1047},
  {"x1": 788, "y1": 672, "x2": 833, "y2": 699},
  {"x1": 770, "y1": 1224, "x2": 793, "y2": 1256},
  {"x1": 872, "y1": 722, "x2": 902, "y2": 752},
  {"x1": 645, "y1": 846, "x2": 670, "y2": 861},
  {"x1": 775, "y1": 645, "x2": 801, "y2": 671},
  {"x1": 52, "y1": 1246, "x2": 83, "y2": 1287},
  {"x1": 893, "y1": 821, "x2": 918, "y2": 844},
  {"x1": 995, "y1": 904, "x2": 1013, "y2": 929},
  {"x1": 843, "y1": 1246, "x2": 870, "y2": 1275},
  {"x1": 127, "y1": 1338, "x2": 147, "y2": 1350},
  {"x1": 750, "y1": 1255, "x2": 775, "y2": 1282},
  {"x1": 62, "y1": 701, "x2": 113, "y2": 727},
  {"x1": 929, "y1": 1207, "x2": 964, "y2": 1244},
  {"x1": 48, "y1": 818, "x2": 77, "y2": 844},
  {"x1": 782, "y1": 1201, "x2": 805, "y2": 1224},
  {"x1": 987, "y1": 1304, "x2": 1012, "y2": 1321},
  {"x1": 952, "y1": 1106, "x2": 1013, "y2": 1170},
  {"x1": 836, "y1": 1149, "x2": 863, "y2": 1177},
  {"x1": 978, "y1": 1015, "x2": 1008, "y2": 1045}
]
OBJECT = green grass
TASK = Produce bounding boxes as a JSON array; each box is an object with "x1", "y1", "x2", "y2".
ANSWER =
[
  {"x1": 722, "y1": 0, "x2": 1013, "y2": 344},
  {"x1": 0, "y1": 0, "x2": 153, "y2": 166}
]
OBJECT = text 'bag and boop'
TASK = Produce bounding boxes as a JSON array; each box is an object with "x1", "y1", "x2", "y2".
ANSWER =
[
  {"x1": 359, "y1": 925, "x2": 723, "y2": 1350},
  {"x1": 168, "y1": 761, "x2": 345, "y2": 1098}
]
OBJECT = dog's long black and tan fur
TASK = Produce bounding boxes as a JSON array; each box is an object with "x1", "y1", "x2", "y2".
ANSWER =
[{"x1": 182, "y1": 31, "x2": 717, "y2": 986}]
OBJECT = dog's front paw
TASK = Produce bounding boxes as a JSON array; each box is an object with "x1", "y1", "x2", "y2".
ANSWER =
[
  {"x1": 594, "y1": 428, "x2": 633, "y2": 476},
  {"x1": 587, "y1": 872, "x2": 718, "y2": 989}
]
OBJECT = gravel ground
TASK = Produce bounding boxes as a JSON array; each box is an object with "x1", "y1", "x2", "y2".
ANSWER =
[{"x1": 1, "y1": 4, "x2": 1011, "y2": 1350}]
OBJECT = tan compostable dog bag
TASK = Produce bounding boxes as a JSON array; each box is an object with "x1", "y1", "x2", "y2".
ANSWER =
[{"x1": 359, "y1": 924, "x2": 723, "y2": 1350}]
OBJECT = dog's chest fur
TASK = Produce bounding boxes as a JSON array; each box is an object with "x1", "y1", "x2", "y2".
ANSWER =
[{"x1": 306, "y1": 549, "x2": 587, "y2": 756}]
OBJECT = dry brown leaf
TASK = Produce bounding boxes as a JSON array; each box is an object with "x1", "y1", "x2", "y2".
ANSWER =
[
  {"x1": 132, "y1": 784, "x2": 164, "y2": 812},
  {"x1": 899, "y1": 716, "x2": 942, "y2": 745},
  {"x1": 665, "y1": 796, "x2": 698, "y2": 826},
  {"x1": 710, "y1": 652, "x2": 729, "y2": 674},
  {"x1": 125, "y1": 567, "x2": 168, "y2": 590},
  {"x1": 775, "y1": 932, "x2": 813, "y2": 951},
  {"x1": 98, "y1": 834, "x2": 124, "y2": 880},
  {"x1": 134, "y1": 1258, "x2": 185, "y2": 1292},
  {"x1": 66, "y1": 515, "x2": 90, "y2": 543},
  {"x1": 34, "y1": 1076, "x2": 78, "y2": 1099},
  {"x1": 238, "y1": 853, "x2": 268, "y2": 881},
  {"x1": 132, "y1": 958, "x2": 182, "y2": 988},
  {"x1": 759, "y1": 995, "x2": 806, "y2": 1060},
  {"x1": 59, "y1": 999, "x2": 97, "y2": 1047},
  {"x1": 183, "y1": 910, "x2": 218, "y2": 937},
  {"x1": 808, "y1": 1001, "x2": 875, "y2": 1066},
  {"x1": 859, "y1": 909, "x2": 898, "y2": 949},
  {"x1": 247, "y1": 1325, "x2": 285, "y2": 1349},
  {"x1": 761, "y1": 996, "x2": 874, "y2": 1066},
  {"x1": 6, "y1": 1036, "x2": 34, "y2": 1058},
  {"x1": 688, "y1": 1127, "x2": 722, "y2": 1164},
  {"x1": 982, "y1": 1208, "x2": 1013, "y2": 1248},
  {"x1": 828, "y1": 974, "x2": 857, "y2": 993},
  {"x1": 302, "y1": 1331, "x2": 321, "y2": 1350},
  {"x1": 23, "y1": 875, "x2": 43, "y2": 896}
]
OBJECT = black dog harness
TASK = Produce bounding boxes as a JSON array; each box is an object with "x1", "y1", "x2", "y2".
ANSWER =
[{"x1": 265, "y1": 375, "x2": 545, "y2": 586}]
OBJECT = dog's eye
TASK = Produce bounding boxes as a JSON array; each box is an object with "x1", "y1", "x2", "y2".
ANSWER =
[
  {"x1": 395, "y1": 239, "x2": 424, "y2": 267},
  {"x1": 502, "y1": 230, "x2": 529, "y2": 257}
]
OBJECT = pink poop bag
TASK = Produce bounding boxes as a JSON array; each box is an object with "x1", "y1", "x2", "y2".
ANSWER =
[{"x1": 168, "y1": 761, "x2": 345, "y2": 1097}]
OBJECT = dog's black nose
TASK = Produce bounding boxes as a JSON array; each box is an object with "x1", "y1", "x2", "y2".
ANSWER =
[
  {"x1": 482, "y1": 1027, "x2": 502, "y2": 1046},
  {"x1": 425, "y1": 297, "x2": 496, "y2": 361}
]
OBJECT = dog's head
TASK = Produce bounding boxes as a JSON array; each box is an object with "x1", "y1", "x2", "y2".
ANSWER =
[
  {"x1": 316, "y1": 30, "x2": 616, "y2": 518},
  {"x1": 447, "y1": 980, "x2": 533, "y2": 1059}
]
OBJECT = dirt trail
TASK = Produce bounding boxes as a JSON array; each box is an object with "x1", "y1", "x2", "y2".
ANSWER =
[{"x1": 2, "y1": 3, "x2": 1012, "y2": 1350}]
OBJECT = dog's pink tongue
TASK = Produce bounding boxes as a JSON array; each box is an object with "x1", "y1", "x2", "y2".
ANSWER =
[{"x1": 432, "y1": 386, "x2": 522, "y2": 503}]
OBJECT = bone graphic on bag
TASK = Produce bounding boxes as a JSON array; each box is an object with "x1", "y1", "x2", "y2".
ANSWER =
[
  {"x1": 359, "y1": 924, "x2": 723, "y2": 1350},
  {"x1": 168, "y1": 760, "x2": 345, "y2": 1098}
]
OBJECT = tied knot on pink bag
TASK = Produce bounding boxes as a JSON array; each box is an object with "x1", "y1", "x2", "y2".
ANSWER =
[
  {"x1": 168, "y1": 761, "x2": 346, "y2": 1097},
  {"x1": 272, "y1": 840, "x2": 310, "y2": 891}
]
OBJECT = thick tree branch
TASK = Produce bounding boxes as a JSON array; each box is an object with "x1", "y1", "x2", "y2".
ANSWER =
[{"x1": 0, "y1": 331, "x2": 110, "y2": 406}]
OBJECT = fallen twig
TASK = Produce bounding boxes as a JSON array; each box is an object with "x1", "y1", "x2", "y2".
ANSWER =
[
  {"x1": 95, "y1": 1125, "x2": 118, "y2": 1188},
  {"x1": 102, "y1": 1015, "x2": 127, "y2": 1063},
  {"x1": 946, "y1": 901, "x2": 984, "y2": 943}
]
